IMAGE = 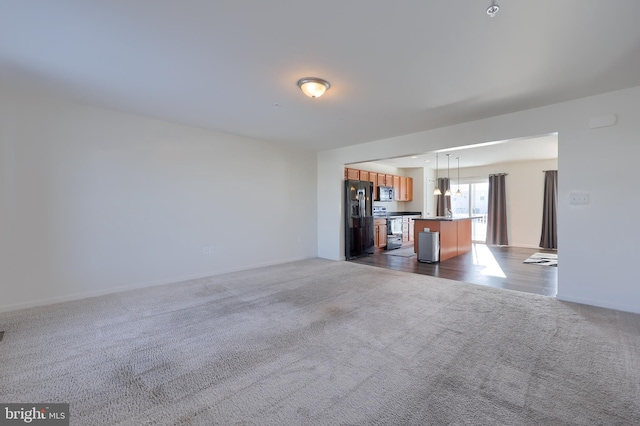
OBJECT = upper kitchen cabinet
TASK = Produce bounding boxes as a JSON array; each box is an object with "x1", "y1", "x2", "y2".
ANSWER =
[
  {"x1": 345, "y1": 168, "x2": 360, "y2": 180},
  {"x1": 370, "y1": 173, "x2": 379, "y2": 200},
  {"x1": 400, "y1": 177, "x2": 413, "y2": 201},
  {"x1": 343, "y1": 168, "x2": 413, "y2": 202},
  {"x1": 393, "y1": 176, "x2": 401, "y2": 201},
  {"x1": 385, "y1": 175, "x2": 394, "y2": 189},
  {"x1": 369, "y1": 172, "x2": 378, "y2": 188}
]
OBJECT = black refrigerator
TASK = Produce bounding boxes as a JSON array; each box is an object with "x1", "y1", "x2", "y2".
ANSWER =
[{"x1": 345, "y1": 180, "x2": 375, "y2": 259}]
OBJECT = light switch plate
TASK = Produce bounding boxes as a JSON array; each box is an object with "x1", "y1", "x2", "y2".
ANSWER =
[{"x1": 570, "y1": 192, "x2": 590, "y2": 204}]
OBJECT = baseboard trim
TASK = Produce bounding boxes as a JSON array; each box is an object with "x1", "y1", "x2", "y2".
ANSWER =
[
  {"x1": 0, "y1": 255, "x2": 315, "y2": 313},
  {"x1": 472, "y1": 243, "x2": 557, "y2": 250},
  {"x1": 556, "y1": 293, "x2": 640, "y2": 314}
]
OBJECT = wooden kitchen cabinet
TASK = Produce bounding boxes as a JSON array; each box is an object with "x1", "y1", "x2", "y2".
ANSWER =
[
  {"x1": 343, "y1": 168, "x2": 411, "y2": 202},
  {"x1": 370, "y1": 173, "x2": 378, "y2": 200},
  {"x1": 457, "y1": 216, "x2": 472, "y2": 254},
  {"x1": 346, "y1": 168, "x2": 360, "y2": 180},
  {"x1": 374, "y1": 218, "x2": 387, "y2": 248},
  {"x1": 385, "y1": 174, "x2": 394, "y2": 188},
  {"x1": 399, "y1": 176, "x2": 413, "y2": 201},
  {"x1": 400, "y1": 177, "x2": 407, "y2": 201},
  {"x1": 393, "y1": 175, "x2": 401, "y2": 200},
  {"x1": 412, "y1": 218, "x2": 474, "y2": 261}
]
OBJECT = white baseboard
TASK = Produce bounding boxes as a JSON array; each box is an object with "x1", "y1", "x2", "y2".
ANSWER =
[
  {"x1": 513, "y1": 244, "x2": 544, "y2": 249},
  {"x1": 473, "y1": 242, "x2": 556, "y2": 250},
  {"x1": 0, "y1": 255, "x2": 315, "y2": 313},
  {"x1": 556, "y1": 293, "x2": 640, "y2": 314}
]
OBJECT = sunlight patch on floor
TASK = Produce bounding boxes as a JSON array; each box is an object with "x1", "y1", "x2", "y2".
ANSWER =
[{"x1": 472, "y1": 244, "x2": 506, "y2": 278}]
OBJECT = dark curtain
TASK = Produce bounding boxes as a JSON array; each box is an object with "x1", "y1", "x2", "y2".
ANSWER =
[
  {"x1": 486, "y1": 173, "x2": 508, "y2": 245},
  {"x1": 539, "y1": 170, "x2": 558, "y2": 249},
  {"x1": 436, "y1": 177, "x2": 451, "y2": 216}
]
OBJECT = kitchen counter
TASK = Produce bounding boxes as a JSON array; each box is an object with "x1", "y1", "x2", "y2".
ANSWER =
[
  {"x1": 374, "y1": 211, "x2": 421, "y2": 217},
  {"x1": 413, "y1": 216, "x2": 479, "y2": 261},
  {"x1": 419, "y1": 215, "x2": 482, "y2": 221}
]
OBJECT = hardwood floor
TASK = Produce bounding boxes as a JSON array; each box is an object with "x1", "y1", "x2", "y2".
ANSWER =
[{"x1": 351, "y1": 244, "x2": 558, "y2": 297}]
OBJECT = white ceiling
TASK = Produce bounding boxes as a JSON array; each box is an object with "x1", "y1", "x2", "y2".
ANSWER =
[
  {"x1": 2, "y1": 1, "x2": 640, "y2": 152},
  {"x1": 365, "y1": 133, "x2": 558, "y2": 169}
]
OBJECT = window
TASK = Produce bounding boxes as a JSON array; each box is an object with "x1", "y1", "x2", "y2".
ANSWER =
[{"x1": 450, "y1": 181, "x2": 489, "y2": 242}]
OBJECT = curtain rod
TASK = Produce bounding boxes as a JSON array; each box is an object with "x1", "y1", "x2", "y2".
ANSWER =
[
  {"x1": 489, "y1": 173, "x2": 508, "y2": 176},
  {"x1": 542, "y1": 170, "x2": 558, "y2": 172}
]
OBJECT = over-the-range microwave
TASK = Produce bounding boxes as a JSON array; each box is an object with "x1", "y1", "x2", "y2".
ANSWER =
[{"x1": 378, "y1": 186, "x2": 394, "y2": 202}]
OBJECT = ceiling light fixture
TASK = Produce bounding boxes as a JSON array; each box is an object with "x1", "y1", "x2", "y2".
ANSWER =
[
  {"x1": 433, "y1": 153, "x2": 442, "y2": 195},
  {"x1": 486, "y1": 2, "x2": 500, "y2": 17},
  {"x1": 456, "y1": 157, "x2": 462, "y2": 196},
  {"x1": 445, "y1": 154, "x2": 452, "y2": 196},
  {"x1": 297, "y1": 77, "x2": 330, "y2": 98}
]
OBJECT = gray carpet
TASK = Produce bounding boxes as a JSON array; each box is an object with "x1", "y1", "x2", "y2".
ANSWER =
[{"x1": 1, "y1": 258, "x2": 639, "y2": 425}]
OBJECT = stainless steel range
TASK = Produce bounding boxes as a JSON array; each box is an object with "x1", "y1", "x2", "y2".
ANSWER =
[
  {"x1": 373, "y1": 206, "x2": 402, "y2": 250},
  {"x1": 372, "y1": 205, "x2": 387, "y2": 218}
]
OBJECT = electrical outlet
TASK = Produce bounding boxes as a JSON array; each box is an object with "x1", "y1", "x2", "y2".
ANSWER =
[
  {"x1": 202, "y1": 246, "x2": 215, "y2": 255},
  {"x1": 570, "y1": 192, "x2": 590, "y2": 204}
]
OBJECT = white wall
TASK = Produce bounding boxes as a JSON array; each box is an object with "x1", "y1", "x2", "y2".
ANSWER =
[
  {"x1": 457, "y1": 159, "x2": 558, "y2": 248},
  {"x1": 318, "y1": 85, "x2": 640, "y2": 313},
  {"x1": 400, "y1": 168, "x2": 424, "y2": 214},
  {"x1": 0, "y1": 86, "x2": 317, "y2": 312}
]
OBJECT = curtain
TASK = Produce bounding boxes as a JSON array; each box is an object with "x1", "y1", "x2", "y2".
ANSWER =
[
  {"x1": 435, "y1": 177, "x2": 451, "y2": 216},
  {"x1": 539, "y1": 170, "x2": 558, "y2": 249},
  {"x1": 486, "y1": 173, "x2": 508, "y2": 245}
]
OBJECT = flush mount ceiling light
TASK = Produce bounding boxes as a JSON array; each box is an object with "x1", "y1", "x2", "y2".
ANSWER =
[
  {"x1": 486, "y1": 2, "x2": 500, "y2": 17},
  {"x1": 297, "y1": 77, "x2": 330, "y2": 98}
]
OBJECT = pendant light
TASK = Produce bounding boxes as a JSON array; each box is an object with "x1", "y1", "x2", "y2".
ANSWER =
[
  {"x1": 455, "y1": 157, "x2": 462, "y2": 196},
  {"x1": 433, "y1": 153, "x2": 442, "y2": 195},
  {"x1": 444, "y1": 154, "x2": 452, "y2": 196}
]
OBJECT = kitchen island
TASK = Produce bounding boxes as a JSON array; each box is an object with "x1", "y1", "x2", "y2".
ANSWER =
[{"x1": 413, "y1": 217, "x2": 479, "y2": 261}]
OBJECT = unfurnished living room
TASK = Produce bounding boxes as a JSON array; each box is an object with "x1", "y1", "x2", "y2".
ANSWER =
[{"x1": 2, "y1": 1, "x2": 640, "y2": 425}]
